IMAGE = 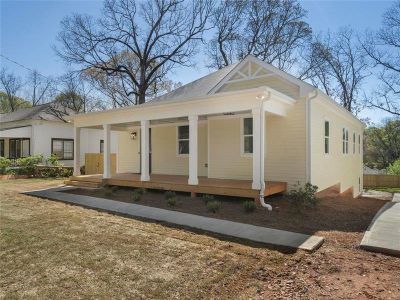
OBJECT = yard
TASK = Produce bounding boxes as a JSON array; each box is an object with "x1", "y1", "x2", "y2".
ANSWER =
[{"x1": 1, "y1": 179, "x2": 399, "y2": 299}]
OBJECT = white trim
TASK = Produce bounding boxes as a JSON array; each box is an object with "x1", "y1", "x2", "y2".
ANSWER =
[
  {"x1": 342, "y1": 126, "x2": 349, "y2": 155},
  {"x1": 324, "y1": 118, "x2": 330, "y2": 156},
  {"x1": 176, "y1": 125, "x2": 189, "y2": 157},
  {"x1": 188, "y1": 115, "x2": 198, "y2": 185},
  {"x1": 207, "y1": 112, "x2": 252, "y2": 121},
  {"x1": 240, "y1": 116, "x2": 253, "y2": 158},
  {"x1": 207, "y1": 118, "x2": 210, "y2": 178},
  {"x1": 103, "y1": 124, "x2": 111, "y2": 179}
]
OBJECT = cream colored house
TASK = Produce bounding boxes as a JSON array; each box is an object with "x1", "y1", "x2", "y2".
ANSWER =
[{"x1": 68, "y1": 55, "x2": 365, "y2": 201}]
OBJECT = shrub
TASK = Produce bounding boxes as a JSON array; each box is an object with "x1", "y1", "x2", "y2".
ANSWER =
[
  {"x1": 387, "y1": 159, "x2": 400, "y2": 175},
  {"x1": 111, "y1": 186, "x2": 119, "y2": 193},
  {"x1": 243, "y1": 200, "x2": 256, "y2": 213},
  {"x1": 288, "y1": 182, "x2": 319, "y2": 212},
  {"x1": 206, "y1": 200, "x2": 220, "y2": 213},
  {"x1": 167, "y1": 197, "x2": 177, "y2": 207},
  {"x1": 165, "y1": 190, "x2": 176, "y2": 200},
  {"x1": 16, "y1": 154, "x2": 43, "y2": 167},
  {"x1": 104, "y1": 187, "x2": 113, "y2": 197},
  {"x1": 132, "y1": 191, "x2": 142, "y2": 202},
  {"x1": 47, "y1": 154, "x2": 60, "y2": 166},
  {"x1": 136, "y1": 188, "x2": 146, "y2": 195},
  {"x1": 202, "y1": 194, "x2": 214, "y2": 203},
  {"x1": 80, "y1": 165, "x2": 86, "y2": 175},
  {"x1": 0, "y1": 157, "x2": 11, "y2": 174}
]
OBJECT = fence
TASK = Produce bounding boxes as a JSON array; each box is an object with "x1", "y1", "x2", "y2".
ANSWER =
[
  {"x1": 85, "y1": 153, "x2": 116, "y2": 175},
  {"x1": 363, "y1": 174, "x2": 400, "y2": 188}
]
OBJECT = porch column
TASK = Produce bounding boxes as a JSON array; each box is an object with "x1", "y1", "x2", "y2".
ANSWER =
[
  {"x1": 140, "y1": 120, "x2": 150, "y2": 181},
  {"x1": 252, "y1": 107, "x2": 265, "y2": 190},
  {"x1": 188, "y1": 115, "x2": 198, "y2": 185},
  {"x1": 73, "y1": 126, "x2": 81, "y2": 176},
  {"x1": 103, "y1": 124, "x2": 111, "y2": 179}
]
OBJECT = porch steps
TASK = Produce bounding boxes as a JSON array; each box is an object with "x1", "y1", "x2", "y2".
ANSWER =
[{"x1": 64, "y1": 180, "x2": 102, "y2": 188}]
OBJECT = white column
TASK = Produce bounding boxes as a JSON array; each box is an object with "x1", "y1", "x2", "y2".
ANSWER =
[
  {"x1": 103, "y1": 124, "x2": 111, "y2": 179},
  {"x1": 73, "y1": 127, "x2": 81, "y2": 176},
  {"x1": 140, "y1": 120, "x2": 150, "y2": 181},
  {"x1": 188, "y1": 115, "x2": 198, "y2": 185},
  {"x1": 252, "y1": 107, "x2": 265, "y2": 190}
]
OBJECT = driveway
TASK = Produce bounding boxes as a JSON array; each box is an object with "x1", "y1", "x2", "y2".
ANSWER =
[{"x1": 360, "y1": 193, "x2": 400, "y2": 256}]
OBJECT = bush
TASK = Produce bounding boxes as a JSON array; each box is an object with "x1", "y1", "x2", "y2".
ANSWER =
[
  {"x1": 202, "y1": 194, "x2": 214, "y2": 203},
  {"x1": 165, "y1": 190, "x2": 176, "y2": 199},
  {"x1": 80, "y1": 165, "x2": 86, "y2": 175},
  {"x1": 206, "y1": 200, "x2": 220, "y2": 213},
  {"x1": 16, "y1": 154, "x2": 43, "y2": 166},
  {"x1": 132, "y1": 191, "x2": 142, "y2": 202},
  {"x1": 136, "y1": 188, "x2": 146, "y2": 195},
  {"x1": 387, "y1": 159, "x2": 400, "y2": 175},
  {"x1": 243, "y1": 200, "x2": 256, "y2": 213},
  {"x1": 47, "y1": 154, "x2": 60, "y2": 166},
  {"x1": 0, "y1": 157, "x2": 11, "y2": 174},
  {"x1": 104, "y1": 187, "x2": 113, "y2": 197},
  {"x1": 167, "y1": 197, "x2": 177, "y2": 207},
  {"x1": 288, "y1": 182, "x2": 319, "y2": 212},
  {"x1": 111, "y1": 186, "x2": 119, "y2": 193}
]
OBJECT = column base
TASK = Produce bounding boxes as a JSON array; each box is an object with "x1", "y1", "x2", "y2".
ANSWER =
[
  {"x1": 188, "y1": 178, "x2": 198, "y2": 185},
  {"x1": 73, "y1": 171, "x2": 81, "y2": 176},
  {"x1": 252, "y1": 182, "x2": 261, "y2": 190},
  {"x1": 140, "y1": 175, "x2": 150, "y2": 181}
]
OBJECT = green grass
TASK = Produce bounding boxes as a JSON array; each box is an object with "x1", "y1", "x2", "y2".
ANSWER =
[{"x1": 368, "y1": 187, "x2": 400, "y2": 193}]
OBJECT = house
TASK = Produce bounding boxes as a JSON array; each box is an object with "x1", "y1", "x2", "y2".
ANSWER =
[
  {"x1": 0, "y1": 103, "x2": 117, "y2": 166},
  {"x1": 66, "y1": 55, "x2": 365, "y2": 202}
]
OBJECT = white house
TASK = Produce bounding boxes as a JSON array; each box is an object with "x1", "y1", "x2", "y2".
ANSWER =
[
  {"x1": 0, "y1": 103, "x2": 117, "y2": 166},
  {"x1": 67, "y1": 55, "x2": 365, "y2": 201}
]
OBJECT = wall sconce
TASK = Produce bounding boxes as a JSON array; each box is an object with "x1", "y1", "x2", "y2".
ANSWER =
[{"x1": 130, "y1": 131, "x2": 137, "y2": 140}]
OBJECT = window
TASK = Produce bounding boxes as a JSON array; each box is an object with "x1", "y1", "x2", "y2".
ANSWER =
[
  {"x1": 0, "y1": 140, "x2": 4, "y2": 157},
  {"x1": 358, "y1": 134, "x2": 361, "y2": 154},
  {"x1": 324, "y1": 121, "x2": 330, "y2": 154},
  {"x1": 100, "y1": 139, "x2": 104, "y2": 153},
  {"x1": 342, "y1": 128, "x2": 348, "y2": 154},
  {"x1": 242, "y1": 117, "x2": 253, "y2": 155},
  {"x1": 353, "y1": 132, "x2": 356, "y2": 154},
  {"x1": 177, "y1": 125, "x2": 189, "y2": 155},
  {"x1": 51, "y1": 138, "x2": 74, "y2": 160},
  {"x1": 9, "y1": 138, "x2": 30, "y2": 158}
]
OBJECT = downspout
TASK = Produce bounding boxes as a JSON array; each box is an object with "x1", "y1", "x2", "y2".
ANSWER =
[
  {"x1": 258, "y1": 93, "x2": 272, "y2": 211},
  {"x1": 306, "y1": 89, "x2": 318, "y2": 183}
]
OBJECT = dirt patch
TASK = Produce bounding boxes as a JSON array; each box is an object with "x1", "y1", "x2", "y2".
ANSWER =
[
  {"x1": 64, "y1": 187, "x2": 385, "y2": 236},
  {"x1": 1, "y1": 179, "x2": 399, "y2": 299}
]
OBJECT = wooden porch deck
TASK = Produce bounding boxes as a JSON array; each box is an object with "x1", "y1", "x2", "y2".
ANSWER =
[{"x1": 66, "y1": 173, "x2": 287, "y2": 199}]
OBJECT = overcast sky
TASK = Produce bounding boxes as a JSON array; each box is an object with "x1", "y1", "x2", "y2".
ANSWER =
[{"x1": 0, "y1": 0, "x2": 395, "y2": 124}]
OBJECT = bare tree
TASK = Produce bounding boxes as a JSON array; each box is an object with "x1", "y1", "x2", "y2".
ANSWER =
[
  {"x1": 0, "y1": 68, "x2": 24, "y2": 112},
  {"x1": 207, "y1": 0, "x2": 311, "y2": 71},
  {"x1": 56, "y1": 0, "x2": 213, "y2": 105},
  {"x1": 301, "y1": 29, "x2": 369, "y2": 113},
  {"x1": 26, "y1": 70, "x2": 55, "y2": 106},
  {"x1": 362, "y1": 1, "x2": 400, "y2": 116}
]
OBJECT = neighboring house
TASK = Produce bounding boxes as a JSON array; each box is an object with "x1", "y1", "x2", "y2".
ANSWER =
[
  {"x1": 69, "y1": 55, "x2": 365, "y2": 198},
  {"x1": 0, "y1": 103, "x2": 117, "y2": 166}
]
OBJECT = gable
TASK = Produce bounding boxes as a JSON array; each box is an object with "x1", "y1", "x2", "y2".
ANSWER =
[{"x1": 211, "y1": 58, "x2": 302, "y2": 99}]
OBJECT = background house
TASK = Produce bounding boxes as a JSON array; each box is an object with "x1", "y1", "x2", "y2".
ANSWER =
[{"x1": 0, "y1": 103, "x2": 117, "y2": 166}]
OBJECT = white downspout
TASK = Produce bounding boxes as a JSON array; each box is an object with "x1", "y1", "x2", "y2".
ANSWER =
[{"x1": 258, "y1": 96, "x2": 272, "y2": 211}]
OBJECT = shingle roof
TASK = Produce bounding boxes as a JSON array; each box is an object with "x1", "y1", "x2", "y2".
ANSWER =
[
  {"x1": 0, "y1": 103, "x2": 70, "y2": 123},
  {"x1": 149, "y1": 62, "x2": 239, "y2": 103}
]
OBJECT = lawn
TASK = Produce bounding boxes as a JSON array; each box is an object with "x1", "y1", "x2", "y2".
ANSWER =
[{"x1": 1, "y1": 179, "x2": 399, "y2": 299}]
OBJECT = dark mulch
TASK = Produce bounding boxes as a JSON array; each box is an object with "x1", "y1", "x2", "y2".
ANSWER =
[{"x1": 63, "y1": 186, "x2": 386, "y2": 235}]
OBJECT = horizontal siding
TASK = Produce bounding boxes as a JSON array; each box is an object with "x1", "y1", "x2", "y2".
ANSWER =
[
  {"x1": 117, "y1": 131, "x2": 140, "y2": 173},
  {"x1": 310, "y1": 96, "x2": 364, "y2": 197}
]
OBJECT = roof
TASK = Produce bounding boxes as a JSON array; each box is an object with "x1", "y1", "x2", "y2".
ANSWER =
[
  {"x1": 149, "y1": 62, "x2": 239, "y2": 103},
  {"x1": 0, "y1": 103, "x2": 72, "y2": 123}
]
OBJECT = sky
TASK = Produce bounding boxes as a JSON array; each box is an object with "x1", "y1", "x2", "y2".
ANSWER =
[{"x1": 0, "y1": 0, "x2": 396, "y2": 124}]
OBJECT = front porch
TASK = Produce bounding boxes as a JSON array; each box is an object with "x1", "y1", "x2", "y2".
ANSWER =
[{"x1": 66, "y1": 173, "x2": 287, "y2": 199}]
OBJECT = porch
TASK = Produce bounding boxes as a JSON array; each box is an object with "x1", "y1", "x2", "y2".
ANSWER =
[{"x1": 66, "y1": 173, "x2": 287, "y2": 199}]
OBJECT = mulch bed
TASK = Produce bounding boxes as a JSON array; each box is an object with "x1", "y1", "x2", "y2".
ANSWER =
[{"x1": 63, "y1": 186, "x2": 387, "y2": 235}]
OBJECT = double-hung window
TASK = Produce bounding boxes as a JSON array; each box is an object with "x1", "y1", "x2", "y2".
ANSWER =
[
  {"x1": 358, "y1": 134, "x2": 361, "y2": 154},
  {"x1": 177, "y1": 125, "x2": 189, "y2": 155},
  {"x1": 324, "y1": 121, "x2": 330, "y2": 154},
  {"x1": 353, "y1": 132, "x2": 356, "y2": 154},
  {"x1": 9, "y1": 138, "x2": 30, "y2": 158},
  {"x1": 342, "y1": 128, "x2": 349, "y2": 154},
  {"x1": 0, "y1": 139, "x2": 4, "y2": 157},
  {"x1": 242, "y1": 117, "x2": 253, "y2": 155},
  {"x1": 52, "y1": 138, "x2": 74, "y2": 160}
]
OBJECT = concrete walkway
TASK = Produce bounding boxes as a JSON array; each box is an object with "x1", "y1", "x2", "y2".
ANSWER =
[
  {"x1": 360, "y1": 193, "x2": 400, "y2": 256},
  {"x1": 24, "y1": 186, "x2": 324, "y2": 252}
]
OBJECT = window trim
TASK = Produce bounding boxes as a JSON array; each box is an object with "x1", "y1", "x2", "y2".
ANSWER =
[
  {"x1": 0, "y1": 139, "x2": 4, "y2": 157},
  {"x1": 358, "y1": 134, "x2": 361, "y2": 154},
  {"x1": 324, "y1": 119, "x2": 330, "y2": 155},
  {"x1": 240, "y1": 117, "x2": 253, "y2": 157},
  {"x1": 342, "y1": 127, "x2": 349, "y2": 155},
  {"x1": 176, "y1": 125, "x2": 189, "y2": 157},
  {"x1": 100, "y1": 139, "x2": 104, "y2": 153},
  {"x1": 9, "y1": 138, "x2": 30, "y2": 159},
  {"x1": 51, "y1": 138, "x2": 74, "y2": 160},
  {"x1": 353, "y1": 132, "x2": 356, "y2": 154}
]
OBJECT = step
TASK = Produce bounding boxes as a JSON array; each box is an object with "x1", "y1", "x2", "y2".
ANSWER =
[{"x1": 64, "y1": 180, "x2": 102, "y2": 188}]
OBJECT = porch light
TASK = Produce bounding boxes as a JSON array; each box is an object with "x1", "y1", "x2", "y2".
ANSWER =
[{"x1": 130, "y1": 131, "x2": 137, "y2": 140}]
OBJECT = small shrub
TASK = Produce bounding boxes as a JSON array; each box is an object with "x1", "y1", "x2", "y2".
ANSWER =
[
  {"x1": 47, "y1": 154, "x2": 60, "y2": 166},
  {"x1": 0, "y1": 157, "x2": 11, "y2": 174},
  {"x1": 288, "y1": 182, "x2": 319, "y2": 212},
  {"x1": 167, "y1": 197, "x2": 177, "y2": 207},
  {"x1": 132, "y1": 191, "x2": 141, "y2": 202},
  {"x1": 104, "y1": 185, "x2": 113, "y2": 196},
  {"x1": 111, "y1": 186, "x2": 119, "y2": 193},
  {"x1": 206, "y1": 200, "x2": 220, "y2": 213},
  {"x1": 387, "y1": 159, "x2": 400, "y2": 175},
  {"x1": 202, "y1": 194, "x2": 214, "y2": 203},
  {"x1": 165, "y1": 190, "x2": 176, "y2": 200},
  {"x1": 16, "y1": 154, "x2": 43, "y2": 167},
  {"x1": 243, "y1": 200, "x2": 256, "y2": 213},
  {"x1": 80, "y1": 165, "x2": 86, "y2": 175},
  {"x1": 136, "y1": 188, "x2": 146, "y2": 195}
]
